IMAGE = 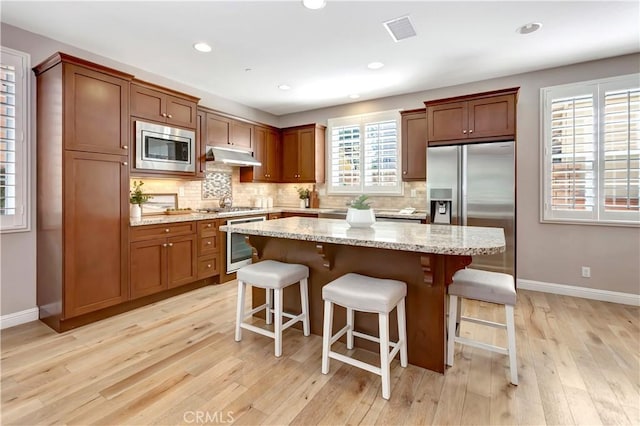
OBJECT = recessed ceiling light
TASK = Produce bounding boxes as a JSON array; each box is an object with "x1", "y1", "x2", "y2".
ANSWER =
[
  {"x1": 302, "y1": 0, "x2": 326, "y2": 10},
  {"x1": 278, "y1": 84, "x2": 291, "y2": 91},
  {"x1": 349, "y1": 94, "x2": 360, "y2": 99},
  {"x1": 367, "y1": 62, "x2": 385, "y2": 70},
  {"x1": 193, "y1": 42, "x2": 212, "y2": 53},
  {"x1": 516, "y1": 22, "x2": 542, "y2": 35}
]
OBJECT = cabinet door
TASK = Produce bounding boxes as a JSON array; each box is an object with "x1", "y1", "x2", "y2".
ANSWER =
[
  {"x1": 195, "y1": 111, "x2": 206, "y2": 178},
  {"x1": 427, "y1": 102, "x2": 468, "y2": 142},
  {"x1": 252, "y1": 126, "x2": 268, "y2": 180},
  {"x1": 467, "y1": 94, "x2": 515, "y2": 139},
  {"x1": 130, "y1": 238, "x2": 167, "y2": 299},
  {"x1": 230, "y1": 120, "x2": 253, "y2": 151},
  {"x1": 64, "y1": 151, "x2": 128, "y2": 318},
  {"x1": 265, "y1": 128, "x2": 281, "y2": 181},
  {"x1": 298, "y1": 128, "x2": 316, "y2": 182},
  {"x1": 281, "y1": 130, "x2": 299, "y2": 182},
  {"x1": 64, "y1": 64, "x2": 129, "y2": 155},
  {"x1": 130, "y1": 84, "x2": 165, "y2": 123},
  {"x1": 401, "y1": 111, "x2": 427, "y2": 180},
  {"x1": 205, "y1": 113, "x2": 231, "y2": 146},
  {"x1": 166, "y1": 95, "x2": 197, "y2": 129},
  {"x1": 167, "y1": 234, "x2": 197, "y2": 288}
]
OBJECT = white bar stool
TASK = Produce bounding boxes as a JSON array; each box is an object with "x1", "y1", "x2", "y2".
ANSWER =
[
  {"x1": 321, "y1": 273, "x2": 408, "y2": 400},
  {"x1": 447, "y1": 268, "x2": 518, "y2": 385},
  {"x1": 235, "y1": 260, "x2": 310, "y2": 357}
]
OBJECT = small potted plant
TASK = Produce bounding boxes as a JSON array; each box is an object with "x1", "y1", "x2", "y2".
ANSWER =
[
  {"x1": 129, "y1": 180, "x2": 152, "y2": 219},
  {"x1": 346, "y1": 194, "x2": 375, "y2": 228},
  {"x1": 296, "y1": 187, "x2": 311, "y2": 208}
]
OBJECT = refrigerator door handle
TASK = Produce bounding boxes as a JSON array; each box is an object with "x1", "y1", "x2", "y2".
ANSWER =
[{"x1": 460, "y1": 146, "x2": 468, "y2": 226}]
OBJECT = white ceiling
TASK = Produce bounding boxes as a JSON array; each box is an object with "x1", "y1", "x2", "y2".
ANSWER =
[{"x1": 2, "y1": 1, "x2": 639, "y2": 116}]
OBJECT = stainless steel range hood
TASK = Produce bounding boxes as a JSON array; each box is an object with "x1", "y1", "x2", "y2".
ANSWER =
[{"x1": 205, "y1": 146, "x2": 261, "y2": 167}]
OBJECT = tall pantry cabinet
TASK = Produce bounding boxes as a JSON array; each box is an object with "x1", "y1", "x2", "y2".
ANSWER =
[{"x1": 34, "y1": 53, "x2": 132, "y2": 331}]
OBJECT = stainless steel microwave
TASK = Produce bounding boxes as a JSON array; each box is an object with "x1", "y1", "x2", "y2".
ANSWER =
[{"x1": 135, "y1": 120, "x2": 195, "y2": 172}]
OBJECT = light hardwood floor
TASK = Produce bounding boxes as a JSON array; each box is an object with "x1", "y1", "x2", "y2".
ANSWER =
[{"x1": 1, "y1": 282, "x2": 638, "y2": 425}]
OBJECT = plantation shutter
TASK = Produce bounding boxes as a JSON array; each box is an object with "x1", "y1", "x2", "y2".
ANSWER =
[
  {"x1": 364, "y1": 120, "x2": 398, "y2": 188},
  {"x1": 0, "y1": 61, "x2": 17, "y2": 216},
  {"x1": 330, "y1": 124, "x2": 361, "y2": 191}
]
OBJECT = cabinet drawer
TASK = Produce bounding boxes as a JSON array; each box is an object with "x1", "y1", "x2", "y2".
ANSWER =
[
  {"x1": 131, "y1": 222, "x2": 196, "y2": 241},
  {"x1": 198, "y1": 235, "x2": 218, "y2": 256},
  {"x1": 197, "y1": 219, "x2": 218, "y2": 237},
  {"x1": 197, "y1": 255, "x2": 219, "y2": 279}
]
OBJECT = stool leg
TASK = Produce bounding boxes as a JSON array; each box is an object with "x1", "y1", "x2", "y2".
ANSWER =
[
  {"x1": 506, "y1": 304, "x2": 518, "y2": 385},
  {"x1": 235, "y1": 280, "x2": 246, "y2": 342},
  {"x1": 321, "y1": 300, "x2": 333, "y2": 374},
  {"x1": 379, "y1": 312, "x2": 391, "y2": 400},
  {"x1": 447, "y1": 295, "x2": 458, "y2": 366},
  {"x1": 274, "y1": 288, "x2": 283, "y2": 357},
  {"x1": 397, "y1": 298, "x2": 408, "y2": 368},
  {"x1": 300, "y1": 278, "x2": 310, "y2": 336},
  {"x1": 456, "y1": 296, "x2": 462, "y2": 336},
  {"x1": 346, "y1": 307, "x2": 354, "y2": 350},
  {"x1": 265, "y1": 288, "x2": 272, "y2": 325}
]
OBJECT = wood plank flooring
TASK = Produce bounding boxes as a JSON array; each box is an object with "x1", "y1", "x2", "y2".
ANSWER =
[{"x1": 1, "y1": 282, "x2": 638, "y2": 425}]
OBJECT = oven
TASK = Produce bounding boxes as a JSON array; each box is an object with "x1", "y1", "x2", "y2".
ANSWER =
[
  {"x1": 135, "y1": 120, "x2": 195, "y2": 172},
  {"x1": 226, "y1": 215, "x2": 267, "y2": 273}
]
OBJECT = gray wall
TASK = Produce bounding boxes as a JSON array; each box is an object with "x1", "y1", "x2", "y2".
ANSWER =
[
  {"x1": 1, "y1": 24, "x2": 638, "y2": 318},
  {"x1": 279, "y1": 54, "x2": 640, "y2": 295}
]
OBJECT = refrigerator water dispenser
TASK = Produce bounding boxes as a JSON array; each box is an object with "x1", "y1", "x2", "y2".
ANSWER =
[{"x1": 429, "y1": 188, "x2": 453, "y2": 224}]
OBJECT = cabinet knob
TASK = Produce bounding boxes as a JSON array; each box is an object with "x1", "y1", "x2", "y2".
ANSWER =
[
  {"x1": 162, "y1": 113, "x2": 167, "y2": 117},
  {"x1": 122, "y1": 161, "x2": 128, "y2": 166},
  {"x1": 469, "y1": 129, "x2": 473, "y2": 133},
  {"x1": 168, "y1": 242, "x2": 173, "y2": 247},
  {"x1": 163, "y1": 243, "x2": 168, "y2": 247},
  {"x1": 207, "y1": 241, "x2": 212, "y2": 245},
  {"x1": 167, "y1": 114, "x2": 173, "y2": 118},
  {"x1": 207, "y1": 223, "x2": 212, "y2": 228},
  {"x1": 462, "y1": 130, "x2": 467, "y2": 134},
  {"x1": 122, "y1": 145, "x2": 128, "y2": 149},
  {"x1": 403, "y1": 171, "x2": 407, "y2": 175},
  {"x1": 207, "y1": 264, "x2": 212, "y2": 268},
  {"x1": 165, "y1": 228, "x2": 170, "y2": 233}
]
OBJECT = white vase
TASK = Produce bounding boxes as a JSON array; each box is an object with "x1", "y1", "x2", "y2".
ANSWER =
[
  {"x1": 346, "y1": 208, "x2": 375, "y2": 228},
  {"x1": 130, "y1": 204, "x2": 142, "y2": 219},
  {"x1": 299, "y1": 199, "x2": 306, "y2": 208}
]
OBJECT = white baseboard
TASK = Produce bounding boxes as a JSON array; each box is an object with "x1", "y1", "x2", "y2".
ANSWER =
[
  {"x1": 517, "y1": 279, "x2": 640, "y2": 307},
  {"x1": 0, "y1": 307, "x2": 39, "y2": 330}
]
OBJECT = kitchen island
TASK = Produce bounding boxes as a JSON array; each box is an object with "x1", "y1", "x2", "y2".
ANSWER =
[{"x1": 220, "y1": 217, "x2": 505, "y2": 373}]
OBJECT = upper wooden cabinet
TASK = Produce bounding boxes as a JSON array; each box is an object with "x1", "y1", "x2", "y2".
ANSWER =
[
  {"x1": 401, "y1": 109, "x2": 427, "y2": 181},
  {"x1": 243, "y1": 125, "x2": 281, "y2": 182},
  {"x1": 131, "y1": 81, "x2": 198, "y2": 129},
  {"x1": 203, "y1": 111, "x2": 253, "y2": 151},
  {"x1": 425, "y1": 88, "x2": 518, "y2": 144},
  {"x1": 281, "y1": 124, "x2": 325, "y2": 183}
]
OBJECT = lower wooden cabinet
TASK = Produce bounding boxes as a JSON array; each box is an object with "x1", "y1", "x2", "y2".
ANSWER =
[
  {"x1": 196, "y1": 219, "x2": 220, "y2": 279},
  {"x1": 130, "y1": 222, "x2": 197, "y2": 299}
]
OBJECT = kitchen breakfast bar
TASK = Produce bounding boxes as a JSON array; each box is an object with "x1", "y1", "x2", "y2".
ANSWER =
[{"x1": 220, "y1": 217, "x2": 505, "y2": 373}]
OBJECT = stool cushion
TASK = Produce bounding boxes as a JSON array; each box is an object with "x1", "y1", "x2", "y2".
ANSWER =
[
  {"x1": 323, "y1": 273, "x2": 407, "y2": 313},
  {"x1": 449, "y1": 268, "x2": 516, "y2": 306},
  {"x1": 237, "y1": 260, "x2": 309, "y2": 289}
]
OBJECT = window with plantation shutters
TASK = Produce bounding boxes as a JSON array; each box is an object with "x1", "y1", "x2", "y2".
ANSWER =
[
  {"x1": 327, "y1": 111, "x2": 401, "y2": 195},
  {"x1": 0, "y1": 47, "x2": 29, "y2": 232},
  {"x1": 542, "y1": 74, "x2": 639, "y2": 225}
]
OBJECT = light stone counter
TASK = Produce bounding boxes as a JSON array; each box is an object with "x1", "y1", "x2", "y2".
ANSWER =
[{"x1": 220, "y1": 216, "x2": 505, "y2": 256}]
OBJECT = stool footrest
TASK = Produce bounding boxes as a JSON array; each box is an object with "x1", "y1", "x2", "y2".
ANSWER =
[
  {"x1": 461, "y1": 315, "x2": 507, "y2": 329},
  {"x1": 331, "y1": 325, "x2": 350, "y2": 345},
  {"x1": 241, "y1": 323, "x2": 274, "y2": 338},
  {"x1": 454, "y1": 335, "x2": 508, "y2": 355},
  {"x1": 246, "y1": 304, "x2": 268, "y2": 317},
  {"x1": 329, "y1": 351, "x2": 382, "y2": 376}
]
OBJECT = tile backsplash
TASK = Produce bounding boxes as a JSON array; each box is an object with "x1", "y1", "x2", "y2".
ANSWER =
[{"x1": 131, "y1": 164, "x2": 427, "y2": 212}]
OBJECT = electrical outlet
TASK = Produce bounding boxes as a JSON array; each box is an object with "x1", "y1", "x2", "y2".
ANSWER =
[
  {"x1": 410, "y1": 189, "x2": 417, "y2": 197},
  {"x1": 581, "y1": 266, "x2": 591, "y2": 278}
]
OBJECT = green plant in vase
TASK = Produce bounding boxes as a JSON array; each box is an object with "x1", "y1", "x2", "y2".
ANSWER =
[
  {"x1": 129, "y1": 180, "x2": 152, "y2": 219},
  {"x1": 347, "y1": 194, "x2": 372, "y2": 210},
  {"x1": 296, "y1": 186, "x2": 311, "y2": 208},
  {"x1": 346, "y1": 194, "x2": 375, "y2": 227}
]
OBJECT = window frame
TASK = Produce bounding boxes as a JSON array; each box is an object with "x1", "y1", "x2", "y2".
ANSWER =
[
  {"x1": 540, "y1": 73, "x2": 640, "y2": 226},
  {"x1": 326, "y1": 110, "x2": 403, "y2": 196},
  {"x1": 0, "y1": 46, "x2": 30, "y2": 233}
]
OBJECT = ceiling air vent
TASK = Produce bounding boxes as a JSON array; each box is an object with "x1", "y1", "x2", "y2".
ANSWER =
[{"x1": 383, "y1": 15, "x2": 417, "y2": 42}]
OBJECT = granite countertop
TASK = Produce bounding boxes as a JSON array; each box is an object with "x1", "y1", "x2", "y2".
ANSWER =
[
  {"x1": 129, "y1": 207, "x2": 427, "y2": 226},
  {"x1": 219, "y1": 217, "x2": 505, "y2": 256}
]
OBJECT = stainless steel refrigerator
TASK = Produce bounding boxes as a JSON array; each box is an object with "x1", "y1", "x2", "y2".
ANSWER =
[{"x1": 426, "y1": 142, "x2": 515, "y2": 276}]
